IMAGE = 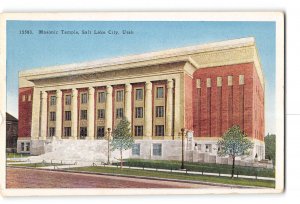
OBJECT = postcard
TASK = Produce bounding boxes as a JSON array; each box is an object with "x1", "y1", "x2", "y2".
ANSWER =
[{"x1": 0, "y1": 12, "x2": 284, "y2": 196}]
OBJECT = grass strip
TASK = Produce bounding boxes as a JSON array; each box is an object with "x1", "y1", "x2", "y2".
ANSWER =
[
  {"x1": 69, "y1": 166, "x2": 275, "y2": 188},
  {"x1": 6, "y1": 153, "x2": 30, "y2": 158},
  {"x1": 122, "y1": 159, "x2": 275, "y2": 178}
]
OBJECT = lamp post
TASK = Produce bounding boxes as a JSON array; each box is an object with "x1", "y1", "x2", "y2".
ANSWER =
[
  {"x1": 107, "y1": 128, "x2": 111, "y2": 164},
  {"x1": 181, "y1": 128, "x2": 185, "y2": 169}
]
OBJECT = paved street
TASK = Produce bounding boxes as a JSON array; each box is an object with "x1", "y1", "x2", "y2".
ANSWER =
[{"x1": 6, "y1": 167, "x2": 223, "y2": 188}]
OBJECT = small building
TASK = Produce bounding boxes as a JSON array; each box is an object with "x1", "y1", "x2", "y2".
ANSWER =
[{"x1": 6, "y1": 112, "x2": 18, "y2": 153}]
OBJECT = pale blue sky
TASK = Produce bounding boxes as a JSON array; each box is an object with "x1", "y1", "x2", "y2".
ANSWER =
[{"x1": 6, "y1": 21, "x2": 276, "y2": 135}]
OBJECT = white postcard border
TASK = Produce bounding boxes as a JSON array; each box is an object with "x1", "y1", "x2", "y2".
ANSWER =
[{"x1": 0, "y1": 12, "x2": 285, "y2": 196}]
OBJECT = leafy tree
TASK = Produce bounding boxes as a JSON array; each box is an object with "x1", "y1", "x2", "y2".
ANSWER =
[
  {"x1": 265, "y1": 134, "x2": 276, "y2": 165},
  {"x1": 217, "y1": 125, "x2": 254, "y2": 178},
  {"x1": 111, "y1": 118, "x2": 134, "y2": 168}
]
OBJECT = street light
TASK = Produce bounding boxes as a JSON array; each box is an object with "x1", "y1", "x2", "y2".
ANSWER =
[
  {"x1": 181, "y1": 128, "x2": 185, "y2": 169},
  {"x1": 107, "y1": 128, "x2": 111, "y2": 164}
]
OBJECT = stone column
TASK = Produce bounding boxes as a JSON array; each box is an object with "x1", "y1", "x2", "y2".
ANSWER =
[
  {"x1": 88, "y1": 87, "x2": 95, "y2": 140},
  {"x1": 40, "y1": 91, "x2": 48, "y2": 140},
  {"x1": 144, "y1": 82, "x2": 152, "y2": 139},
  {"x1": 166, "y1": 79, "x2": 174, "y2": 138},
  {"x1": 55, "y1": 90, "x2": 62, "y2": 139},
  {"x1": 105, "y1": 85, "x2": 113, "y2": 130},
  {"x1": 174, "y1": 77, "x2": 181, "y2": 139},
  {"x1": 71, "y1": 88, "x2": 78, "y2": 140},
  {"x1": 124, "y1": 83, "x2": 132, "y2": 123},
  {"x1": 31, "y1": 87, "x2": 41, "y2": 140}
]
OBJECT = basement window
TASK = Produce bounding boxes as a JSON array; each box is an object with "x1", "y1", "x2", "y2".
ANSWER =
[
  {"x1": 153, "y1": 143, "x2": 162, "y2": 156},
  {"x1": 132, "y1": 144, "x2": 141, "y2": 156}
]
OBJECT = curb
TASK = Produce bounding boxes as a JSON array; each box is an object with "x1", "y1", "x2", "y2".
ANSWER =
[{"x1": 7, "y1": 166, "x2": 268, "y2": 189}]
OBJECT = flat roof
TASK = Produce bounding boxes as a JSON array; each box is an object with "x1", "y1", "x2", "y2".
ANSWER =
[{"x1": 19, "y1": 37, "x2": 257, "y2": 78}]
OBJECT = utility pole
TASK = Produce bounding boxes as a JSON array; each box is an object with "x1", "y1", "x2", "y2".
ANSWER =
[
  {"x1": 181, "y1": 128, "x2": 185, "y2": 169},
  {"x1": 107, "y1": 128, "x2": 111, "y2": 164}
]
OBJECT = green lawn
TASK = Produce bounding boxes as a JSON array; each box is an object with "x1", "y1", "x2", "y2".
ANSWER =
[
  {"x1": 9, "y1": 162, "x2": 64, "y2": 168},
  {"x1": 121, "y1": 159, "x2": 275, "y2": 178},
  {"x1": 6, "y1": 160, "x2": 22, "y2": 163},
  {"x1": 69, "y1": 166, "x2": 275, "y2": 188},
  {"x1": 6, "y1": 153, "x2": 30, "y2": 158}
]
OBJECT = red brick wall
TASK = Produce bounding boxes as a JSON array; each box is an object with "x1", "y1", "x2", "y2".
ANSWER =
[
  {"x1": 46, "y1": 91, "x2": 56, "y2": 138},
  {"x1": 152, "y1": 80, "x2": 167, "y2": 135},
  {"x1": 184, "y1": 74, "x2": 193, "y2": 131},
  {"x1": 252, "y1": 65, "x2": 265, "y2": 141},
  {"x1": 94, "y1": 86, "x2": 106, "y2": 136},
  {"x1": 132, "y1": 83, "x2": 145, "y2": 132},
  {"x1": 62, "y1": 89, "x2": 72, "y2": 136},
  {"x1": 192, "y1": 62, "x2": 263, "y2": 140},
  {"x1": 18, "y1": 87, "x2": 33, "y2": 138},
  {"x1": 77, "y1": 88, "x2": 88, "y2": 136},
  {"x1": 112, "y1": 85, "x2": 125, "y2": 128}
]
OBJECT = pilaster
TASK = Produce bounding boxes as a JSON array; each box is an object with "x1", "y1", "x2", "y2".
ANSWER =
[
  {"x1": 166, "y1": 79, "x2": 174, "y2": 138},
  {"x1": 88, "y1": 87, "x2": 95, "y2": 140},
  {"x1": 31, "y1": 87, "x2": 41, "y2": 140},
  {"x1": 144, "y1": 81, "x2": 153, "y2": 139},
  {"x1": 55, "y1": 90, "x2": 62, "y2": 139},
  {"x1": 71, "y1": 88, "x2": 78, "y2": 140},
  {"x1": 40, "y1": 91, "x2": 47, "y2": 140},
  {"x1": 105, "y1": 85, "x2": 113, "y2": 130},
  {"x1": 124, "y1": 83, "x2": 132, "y2": 123}
]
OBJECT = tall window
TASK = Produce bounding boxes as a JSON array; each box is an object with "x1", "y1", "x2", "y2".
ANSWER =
[
  {"x1": 134, "y1": 126, "x2": 143, "y2": 136},
  {"x1": 132, "y1": 144, "x2": 141, "y2": 156},
  {"x1": 116, "y1": 90, "x2": 124, "y2": 102},
  {"x1": 116, "y1": 108, "x2": 124, "y2": 119},
  {"x1": 98, "y1": 92, "x2": 106, "y2": 103},
  {"x1": 65, "y1": 95, "x2": 71, "y2": 105},
  {"x1": 64, "y1": 127, "x2": 71, "y2": 137},
  {"x1": 81, "y1": 93, "x2": 88, "y2": 104},
  {"x1": 156, "y1": 106, "x2": 164, "y2": 117},
  {"x1": 80, "y1": 127, "x2": 87, "y2": 139},
  {"x1": 50, "y1": 96, "x2": 56, "y2": 105},
  {"x1": 98, "y1": 109, "x2": 105, "y2": 119},
  {"x1": 80, "y1": 110, "x2": 87, "y2": 120},
  {"x1": 156, "y1": 87, "x2": 164, "y2": 98},
  {"x1": 97, "y1": 126, "x2": 105, "y2": 138},
  {"x1": 49, "y1": 127, "x2": 55, "y2": 137},
  {"x1": 50, "y1": 112, "x2": 56, "y2": 121},
  {"x1": 135, "y1": 107, "x2": 143, "y2": 118},
  {"x1": 155, "y1": 125, "x2": 164, "y2": 136},
  {"x1": 65, "y1": 111, "x2": 71, "y2": 121},
  {"x1": 153, "y1": 143, "x2": 162, "y2": 156},
  {"x1": 28, "y1": 94, "x2": 31, "y2": 102},
  {"x1": 136, "y1": 89, "x2": 143, "y2": 100}
]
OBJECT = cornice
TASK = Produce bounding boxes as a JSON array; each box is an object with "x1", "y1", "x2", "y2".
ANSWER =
[
  {"x1": 19, "y1": 37, "x2": 264, "y2": 88},
  {"x1": 20, "y1": 37, "x2": 255, "y2": 78}
]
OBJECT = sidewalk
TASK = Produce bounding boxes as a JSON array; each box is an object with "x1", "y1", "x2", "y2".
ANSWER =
[{"x1": 7, "y1": 158, "x2": 274, "y2": 181}]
